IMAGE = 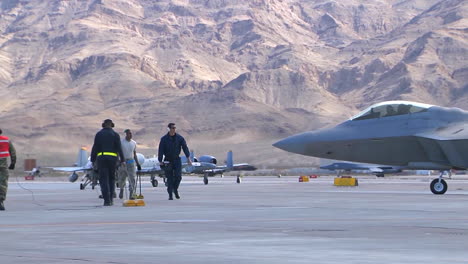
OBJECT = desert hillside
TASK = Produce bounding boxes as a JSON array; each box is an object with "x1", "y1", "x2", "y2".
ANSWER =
[{"x1": 0, "y1": 0, "x2": 466, "y2": 168}]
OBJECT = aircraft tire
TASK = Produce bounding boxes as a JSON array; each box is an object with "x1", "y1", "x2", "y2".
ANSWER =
[
  {"x1": 430, "y1": 179, "x2": 447, "y2": 195},
  {"x1": 151, "y1": 179, "x2": 158, "y2": 187},
  {"x1": 80, "y1": 183, "x2": 84, "y2": 190},
  {"x1": 204, "y1": 177, "x2": 208, "y2": 185}
]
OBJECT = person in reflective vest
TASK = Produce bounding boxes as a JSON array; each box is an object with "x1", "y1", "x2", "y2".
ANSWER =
[
  {"x1": 0, "y1": 129, "x2": 17, "y2": 211},
  {"x1": 91, "y1": 119, "x2": 124, "y2": 206}
]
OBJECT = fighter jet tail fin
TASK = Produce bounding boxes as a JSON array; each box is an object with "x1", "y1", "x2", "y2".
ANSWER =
[{"x1": 75, "y1": 147, "x2": 88, "y2": 167}]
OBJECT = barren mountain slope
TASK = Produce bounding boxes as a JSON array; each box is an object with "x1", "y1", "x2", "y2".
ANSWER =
[{"x1": 0, "y1": 0, "x2": 466, "y2": 167}]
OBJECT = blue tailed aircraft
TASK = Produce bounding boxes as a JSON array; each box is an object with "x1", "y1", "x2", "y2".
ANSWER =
[{"x1": 320, "y1": 161, "x2": 404, "y2": 177}]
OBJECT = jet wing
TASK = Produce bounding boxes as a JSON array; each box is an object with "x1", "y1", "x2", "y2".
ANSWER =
[
  {"x1": 369, "y1": 167, "x2": 384, "y2": 173},
  {"x1": 413, "y1": 124, "x2": 468, "y2": 169},
  {"x1": 232, "y1": 163, "x2": 257, "y2": 171},
  {"x1": 203, "y1": 168, "x2": 226, "y2": 174},
  {"x1": 47, "y1": 166, "x2": 90, "y2": 172},
  {"x1": 138, "y1": 167, "x2": 163, "y2": 174},
  {"x1": 417, "y1": 124, "x2": 468, "y2": 141}
]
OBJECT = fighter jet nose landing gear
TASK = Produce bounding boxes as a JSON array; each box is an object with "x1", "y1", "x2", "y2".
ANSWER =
[
  {"x1": 430, "y1": 179, "x2": 448, "y2": 194},
  {"x1": 430, "y1": 171, "x2": 449, "y2": 195}
]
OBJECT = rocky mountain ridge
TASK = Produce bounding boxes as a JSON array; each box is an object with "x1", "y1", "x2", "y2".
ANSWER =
[{"x1": 0, "y1": 0, "x2": 466, "y2": 167}]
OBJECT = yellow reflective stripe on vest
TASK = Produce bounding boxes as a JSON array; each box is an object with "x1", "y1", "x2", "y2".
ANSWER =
[{"x1": 97, "y1": 152, "x2": 118, "y2": 157}]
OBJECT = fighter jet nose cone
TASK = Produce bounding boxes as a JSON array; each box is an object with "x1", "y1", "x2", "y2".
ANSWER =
[
  {"x1": 273, "y1": 135, "x2": 306, "y2": 155},
  {"x1": 272, "y1": 139, "x2": 284, "y2": 149}
]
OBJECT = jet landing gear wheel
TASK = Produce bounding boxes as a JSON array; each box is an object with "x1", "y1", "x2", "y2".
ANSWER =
[
  {"x1": 203, "y1": 176, "x2": 209, "y2": 185},
  {"x1": 151, "y1": 179, "x2": 158, "y2": 187},
  {"x1": 80, "y1": 183, "x2": 84, "y2": 190},
  {"x1": 430, "y1": 179, "x2": 447, "y2": 195}
]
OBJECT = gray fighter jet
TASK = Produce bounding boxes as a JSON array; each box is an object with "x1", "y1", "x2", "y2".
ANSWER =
[
  {"x1": 48, "y1": 147, "x2": 98, "y2": 190},
  {"x1": 273, "y1": 100, "x2": 468, "y2": 194}
]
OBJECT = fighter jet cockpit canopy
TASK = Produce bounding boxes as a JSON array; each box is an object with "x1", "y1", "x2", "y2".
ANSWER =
[{"x1": 351, "y1": 101, "x2": 433, "y2": 121}]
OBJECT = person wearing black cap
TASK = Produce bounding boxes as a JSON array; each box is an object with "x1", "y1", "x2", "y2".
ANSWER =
[
  {"x1": 158, "y1": 123, "x2": 192, "y2": 200},
  {"x1": 0, "y1": 129, "x2": 16, "y2": 211},
  {"x1": 91, "y1": 119, "x2": 125, "y2": 206}
]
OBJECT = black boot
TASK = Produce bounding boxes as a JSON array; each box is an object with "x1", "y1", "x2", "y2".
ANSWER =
[{"x1": 174, "y1": 190, "x2": 180, "y2": 199}]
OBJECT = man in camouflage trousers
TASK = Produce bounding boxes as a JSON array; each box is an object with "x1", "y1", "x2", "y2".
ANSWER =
[
  {"x1": 117, "y1": 129, "x2": 141, "y2": 200},
  {"x1": 0, "y1": 129, "x2": 16, "y2": 211}
]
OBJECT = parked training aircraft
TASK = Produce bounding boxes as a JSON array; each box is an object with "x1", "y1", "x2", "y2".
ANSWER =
[
  {"x1": 186, "y1": 150, "x2": 257, "y2": 184},
  {"x1": 274, "y1": 100, "x2": 468, "y2": 194},
  {"x1": 139, "y1": 150, "x2": 257, "y2": 185},
  {"x1": 24, "y1": 167, "x2": 42, "y2": 178}
]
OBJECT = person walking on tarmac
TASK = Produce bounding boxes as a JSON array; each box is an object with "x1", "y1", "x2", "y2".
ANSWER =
[
  {"x1": 118, "y1": 129, "x2": 141, "y2": 199},
  {"x1": 91, "y1": 119, "x2": 124, "y2": 206},
  {"x1": 0, "y1": 129, "x2": 16, "y2": 211},
  {"x1": 158, "y1": 123, "x2": 192, "y2": 200}
]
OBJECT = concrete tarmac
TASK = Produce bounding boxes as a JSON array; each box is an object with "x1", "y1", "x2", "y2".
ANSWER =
[{"x1": 1, "y1": 175, "x2": 468, "y2": 264}]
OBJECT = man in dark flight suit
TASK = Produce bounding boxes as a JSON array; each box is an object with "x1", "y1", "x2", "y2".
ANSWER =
[
  {"x1": 91, "y1": 119, "x2": 124, "y2": 206},
  {"x1": 158, "y1": 123, "x2": 192, "y2": 200}
]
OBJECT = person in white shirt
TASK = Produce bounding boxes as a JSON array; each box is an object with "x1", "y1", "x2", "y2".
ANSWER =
[{"x1": 118, "y1": 129, "x2": 141, "y2": 199}]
